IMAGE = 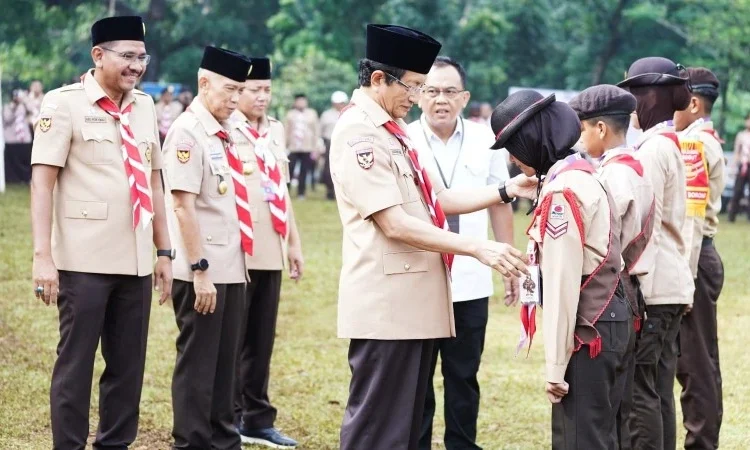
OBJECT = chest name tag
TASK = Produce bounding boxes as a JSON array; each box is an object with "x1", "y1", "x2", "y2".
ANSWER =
[{"x1": 84, "y1": 116, "x2": 108, "y2": 124}]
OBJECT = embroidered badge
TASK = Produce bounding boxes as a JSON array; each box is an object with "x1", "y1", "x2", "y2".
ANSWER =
[
  {"x1": 549, "y1": 204, "x2": 565, "y2": 221},
  {"x1": 176, "y1": 140, "x2": 194, "y2": 164},
  {"x1": 546, "y1": 221, "x2": 568, "y2": 239},
  {"x1": 356, "y1": 147, "x2": 374, "y2": 169},
  {"x1": 348, "y1": 136, "x2": 374, "y2": 146},
  {"x1": 38, "y1": 116, "x2": 51, "y2": 132}
]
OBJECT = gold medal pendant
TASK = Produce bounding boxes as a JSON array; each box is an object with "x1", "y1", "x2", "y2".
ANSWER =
[
  {"x1": 243, "y1": 162, "x2": 254, "y2": 175},
  {"x1": 218, "y1": 177, "x2": 228, "y2": 195}
]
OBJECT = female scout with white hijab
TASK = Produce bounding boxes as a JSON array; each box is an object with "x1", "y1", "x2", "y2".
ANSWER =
[
  {"x1": 229, "y1": 56, "x2": 302, "y2": 448},
  {"x1": 489, "y1": 90, "x2": 632, "y2": 449},
  {"x1": 30, "y1": 16, "x2": 173, "y2": 449},
  {"x1": 330, "y1": 24, "x2": 535, "y2": 450},
  {"x1": 163, "y1": 46, "x2": 252, "y2": 450}
]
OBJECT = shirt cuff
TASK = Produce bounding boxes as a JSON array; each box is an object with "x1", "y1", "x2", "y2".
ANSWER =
[{"x1": 546, "y1": 363, "x2": 568, "y2": 384}]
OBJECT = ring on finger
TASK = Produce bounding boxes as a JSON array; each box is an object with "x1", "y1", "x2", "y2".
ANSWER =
[{"x1": 35, "y1": 286, "x2": 44, "y2": 294}]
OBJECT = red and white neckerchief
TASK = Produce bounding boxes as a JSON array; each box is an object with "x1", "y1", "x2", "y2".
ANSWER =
[
  {"x1": 96, "y1": 97, "x2": 154, "y2": 230},
  {"x1": 383, "y1": 120, "x2": 454, "y2": 272},
  {"x1": 239, "y1": 125, "x2": 288, "y2": 238},
  {"x1": 215, "y1": 130, "x2": 254, "y2": 255}
]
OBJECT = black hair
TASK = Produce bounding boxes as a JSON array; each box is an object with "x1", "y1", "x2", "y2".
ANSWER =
[
  {"x1": 358, "y1": 58, "x2": 406, "y2": 87},
  {"x1": 432, "y1": 55, "x2": 467, "y2": 89},
  {"x1": 161, "y1": 87, "x2": 171, "y2": 95},
  {"x1": 585, "y1": 114, "x2": 631, "y2": 136},
  {"x1": 294, "y1": 93, "x2": 307, "y2": 99},
  {"x1": 692, "y1": 93, "x2": 715, "y2": 114}
]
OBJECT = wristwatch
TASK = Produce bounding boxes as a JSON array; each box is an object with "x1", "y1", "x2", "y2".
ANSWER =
[
  {"x1": 157, "y1": 249, "x2": 176, "y2": 260},
  {"x1": 498, "y1": 182, "x2": 515, "y2": 204},
  {"x1": 191, "y1": 258, "x2": 209, "y2": 272}
]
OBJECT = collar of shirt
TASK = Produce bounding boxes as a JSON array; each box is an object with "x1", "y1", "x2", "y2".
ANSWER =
[
  {"x1": 230, "y1": 109, "x2": 269, "y2": 134},
  {"x1": 681, "y1": 116, "x2": 713, "y2": 137},
  {"x1": 420, "y1": 114, "x2": 463, "y2": 149},
  {"x1": 188, "y1": 97, "x2": 225, "y2": 136},
  {"x1": 350, "y1": 88, "x2": 393, "y2": 127},
  {"x1": 83, "y1": 69, "x2": 136, "y2": 110},
  {"x1": 635, "y1": 120, "x2": 674, "y2": 148},
  {"x1": 598, "y1": 145, "x2": 632, "y2": 167}
]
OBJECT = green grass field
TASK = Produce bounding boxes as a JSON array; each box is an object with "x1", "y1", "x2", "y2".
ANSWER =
[{"x1": 1, "y1": 184, "x2": 749, "y2": 449}]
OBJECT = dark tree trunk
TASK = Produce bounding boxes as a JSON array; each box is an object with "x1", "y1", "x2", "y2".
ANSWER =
[{"x1": 591, "y1": 0, "x2": 630, "y2": 85}]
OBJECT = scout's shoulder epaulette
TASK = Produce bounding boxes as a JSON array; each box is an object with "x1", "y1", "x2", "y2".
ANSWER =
[{"x1": 57, "y1": 83, "x2": 84, "y2": 93}]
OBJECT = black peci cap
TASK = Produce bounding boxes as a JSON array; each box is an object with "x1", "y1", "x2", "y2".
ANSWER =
[
  {"x1": 200, "y1": 46, "x2": 252, "y2": 83},
  {"x1": 91, "y1": 16, "x2": 145, "y2": 46},
  {"x1": 246, "y1": 57, "x2": 272, "y2": 80},
  {"x1": 366, "y1": 24, "x2": 442, "y2": 74}
]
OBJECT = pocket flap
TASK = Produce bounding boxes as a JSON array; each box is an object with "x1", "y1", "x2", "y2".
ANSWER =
[
  {"x1": 81, "y1": 126, "x2": 116, "y2": 143},
  {"x1": 383, "y1": 251, "x2": 429, "y2": 275},
  {"x1": 64, "y1": 200, "x2": 108, "y2": 220},
  {"x1": 393, "y1": 156, "x2": 414, "y2": 178}
]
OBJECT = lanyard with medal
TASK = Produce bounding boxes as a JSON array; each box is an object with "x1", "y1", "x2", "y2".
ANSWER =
[
  {"x1": 517, "y1": 240, "x2": 541, "y2": 356},
  {"x1": 420, "y1": 116, "x2": 465, "y2": 232}
]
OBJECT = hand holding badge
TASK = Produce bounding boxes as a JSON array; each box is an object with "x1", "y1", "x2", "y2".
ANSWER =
[{"x1": 516, "y1": 240, "x2": 541, "y2": 356}]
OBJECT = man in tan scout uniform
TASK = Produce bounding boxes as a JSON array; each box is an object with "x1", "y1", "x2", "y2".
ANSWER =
[
  {"x1": 332, "y1": 24, "x2": 532, "y2": 450},
  {"x1": 617, "y1": 57, "x2": 695, "y2": 450},
  {"x1": 569, "y1": 85, "x2": 656, "y2": 449},
  {"x1": 30, "y1": 16, "x2": 173, "y2": 449},
  {"x1": 229, "y1": 56, "x2": 303, "y2": 448},
  {"x1": 673, "y1": 67, "x2": 726, "y2": 450},
  {"x1": 284, "y1": 93, "x2": 319, "y2": 198},
  {"x1": 490, "y1": 90, "x2": 632, "y2": 449},
  {"x1": 163, "y1": 46, "x2": 252, "y2": 450},
  {"x1": 155, "y1": 86, "x2": 184, "y2": 143}
]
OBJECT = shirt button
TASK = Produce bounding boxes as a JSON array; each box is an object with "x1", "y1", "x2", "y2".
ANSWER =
[
  {"x1": 81, "y1": 210, "x2": 88, "y2": 217},
  {"x1": 206, "y1": 235, "x2": 212, "y2": 242},
  {"x1": 404, "y1": 263, "x2": 411, "y2": 271},
  {"x1": 610, "y1": 312, "x2": 616, "y2": 318}
]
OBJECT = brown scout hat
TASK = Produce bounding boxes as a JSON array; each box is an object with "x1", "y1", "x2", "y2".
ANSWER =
[
  {"x1": 568, "y1": 85, "x2": 637, "y2": 121},
  {"x1": 687, "y1": 67, "x2": 720, "y2": 102},
  {"x1": 617, "y1": 57, "x2": 689, "y2": 89}
]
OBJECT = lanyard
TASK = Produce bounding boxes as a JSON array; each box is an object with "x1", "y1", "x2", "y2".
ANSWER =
[{"x1": 420, "y1": 116, "x2": 465, "y2": 188}]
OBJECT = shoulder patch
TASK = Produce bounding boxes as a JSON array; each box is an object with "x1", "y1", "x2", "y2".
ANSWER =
[
  {"x1": 549, "y1": 203, "x2": 565, "y2": 221},
  {"x1": 356, "y1": 147, "x2": 374, "y2": 169},
  {"x1": 176, "y1": 139, "x2": 194, "y2": 163},
  {"x1": 348, "y1": 136, "x2": 375, "y2": 147}
]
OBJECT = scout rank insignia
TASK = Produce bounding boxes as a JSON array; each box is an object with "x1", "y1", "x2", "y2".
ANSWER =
[
  {"x1": 39, "y1": 116, "x2": 52, "y2": 132},
  {"x1": 176, "y1": 140, "x2": 193, "y2": 163},
  {"x1": 356, "y1": 147, "x2": 374, "y2": 169}
]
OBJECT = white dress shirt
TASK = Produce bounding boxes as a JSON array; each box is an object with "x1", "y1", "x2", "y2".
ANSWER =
[{"x1": 407, "y1": 115, "x2": 510, "y2": 302}]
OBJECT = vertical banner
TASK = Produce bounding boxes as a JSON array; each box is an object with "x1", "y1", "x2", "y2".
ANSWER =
[{"x1": 680, "y1": 138, "x2": 709, "y2": 217}]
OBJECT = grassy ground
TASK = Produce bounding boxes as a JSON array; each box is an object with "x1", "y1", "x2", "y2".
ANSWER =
[{"x1": 1, "y1": 184, "x2": 749, "y2": 449}]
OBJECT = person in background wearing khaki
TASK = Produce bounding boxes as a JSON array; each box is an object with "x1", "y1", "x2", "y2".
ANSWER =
[
  {"x1": 406, "y1": 55, "x2": 517, "y2": 450},
  {"x1": 284, "y1": 93, "x2": 319, "y2": 199},
  {"x1": 29, "y1": 16, "x2": 173, "y2": 449},
  {"x1": 569, "y1": 85, "x2": 656, "y2": 449},
  {"x1": 673, "y1": 67, "x2": 726, "y2": 450},
  {"x1": 163, "y1": 46, "x2": 252, "y2": 450},
  {"x1": 331, "y1": 24, "x2": 533, "y2": 450},
  {"x1": 229, "y1": 56, "x2": 303, "y2": 448},
  {"x1": 155, "y1": 85, "x2": 184, "y2": 143},
  {"x1": 320, "y1": 90, "x2": 348, "y2": 200},
  {"x1": 728, "y1": 112, "x2": 750, "y2": 222},
  {"x1": 617, "y1": 57, "x2": 695, "y2": 450}
]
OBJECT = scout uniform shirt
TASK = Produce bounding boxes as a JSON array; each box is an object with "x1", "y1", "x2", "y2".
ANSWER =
[
  {"x1": 284, "y1": 107, "x2": 319, "y2": 152},
  {"x1": 330, "y1": 88, "x2": 453, "y2": 340},
  {"x1": 596, "y1": 148, "x2": 656, "y2": 277},
  {"x1": 229, "y1": 110, "x2": 291, "y2": 270},
  {"x1": 163, "y1": 98, "x2": 247, "y2": 284},
  {"x1": 634, "y1": 125, "x2": 694, "y2": 305},
  {"x1": 678, "y1": 118, "x2": 725, "y2": 276},
  {"x1": 30, "y1": 70, "x2": 162, "y2": 276},
  {"x1": 155, "y1": 99, "x2": 184, "y2": 139},
  {"x1": 527, "y1": 157, "x2": 619, "y2": 383}
]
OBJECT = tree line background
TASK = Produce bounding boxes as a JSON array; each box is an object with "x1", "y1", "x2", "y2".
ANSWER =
[{"x1": 2, "y1": 0, "x2": 750, "y2": 143}]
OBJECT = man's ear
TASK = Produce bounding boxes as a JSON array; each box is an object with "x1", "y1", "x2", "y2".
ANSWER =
[
  {"x1": 597, "y1": 120, "x2": 607, "y2": 139},
  {"x1": 371, "y1": 70, "x2": 386, "y2": 88},
  {"x1": 690, "y1": 96, "x2": 701, "y2": 115},
  {"x1": 91, "y1": 47, "x2": 104, "y2": 68},
  {"x1": 461, "y1": 90, "x2": 471, "y2": 109}
]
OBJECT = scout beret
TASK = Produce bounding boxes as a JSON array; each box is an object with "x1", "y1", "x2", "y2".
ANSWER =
[
  {"x1": 687, "y1": 67, "x2": 720, "y2": 101},
  {"x1": 91, "y1": 16, "x2": 145, "y2": 46},
  {"x1": 200, "y1": 46, "x2": 252, "y2": 83},
  {"x1": 246, "y1": 57, "x2": 272, "y2": 80},
  {"x1": 617, "y1": 56, "x2": 689, "y2": 88},
  {"x1": 366, "y1": 24, "x2": 442, "y2": 74},
  {"x1": 490, "y1": 90, "x2": 555, "y2": 149},
  {"x1": 568, "y1": 85, "x2": 636, "y2": 121}
]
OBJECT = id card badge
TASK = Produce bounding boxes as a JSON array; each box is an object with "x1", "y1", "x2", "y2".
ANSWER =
[{"x1": 521, "y1": 240, "x2": 541, "y2": 306}]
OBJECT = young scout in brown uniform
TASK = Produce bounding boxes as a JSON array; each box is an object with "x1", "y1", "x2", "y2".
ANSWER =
[
  {"x1": 229, "y1": 57, "x2": 302, "y2": 448},
  {"x1": 569, "y1": 85, "x2": 657, "y2": 449},
  {"x1": 331, "y1": 24, "x2": 534, "y2": 450},
  {"x1": 617, "y1": 56, "x2": 695, "y2": 450},
  {"x1": 673, "y1": 67, "x2": 726, "y2": 450},
  {"x1": 29, "y1": 16, "x2": 174, "y2": 449},
  {"x1": 490, "y1": 90, "x2": 632, "y2": 449},
  {"x1": 163, "y1": 46, "x2": 252, "y2": 450}
]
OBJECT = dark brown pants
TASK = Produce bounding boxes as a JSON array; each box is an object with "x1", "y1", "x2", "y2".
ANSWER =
[
  {"x1": 341, "y1": 339, "x2": 435, "y2": 450},
  {"x1": 171, "y1": 280, "x2": 245, "y2": 450},
  {"x1": 677, "y1": 242, "x2": 724, "y2": 449},
  {"x1": 616, "y1": 275, "x2": 644, "y2": 450},
  {"x1": 728, "y1": 164, "x2": 750, "y2": 221},
  {"x1": 629, "y1": 303, "x2": 685, "y2": 450},
  {"x1": 551, "y1": 294, "x2": 631, "y2": 450},
  {"x1": 235, "y1": 270, "x2": 283, "y2": 429},
  {"x1": 51, "y1": 271, "x2": 152, "y2": 450}
]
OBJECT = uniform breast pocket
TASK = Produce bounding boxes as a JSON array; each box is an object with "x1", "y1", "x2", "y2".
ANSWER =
[
  {"x1": 383, "y1": 251, "x2": 429, "y2": 275},
  {"x1": 80, "y1": 126, "x2": 118, "y2": 165},
  {"x1": 199, "y1": 217, "x2": 229, "y2": 246},
  {"x1": 393, "y1": 157, "x2": 419, "y2": 202},
  {"x1": 63, "y1": 200, "x2": 108, "y2": 220}
]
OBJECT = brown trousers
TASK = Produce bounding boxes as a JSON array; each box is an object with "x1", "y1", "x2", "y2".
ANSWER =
[
  {"x1": 341, "y1": 339, "x2": 435, "y2": 450},
  {"x1": 51, "y1": 271, "x2": 152, "y2": 450},
  {"x1": 677, "y1": 241, "x2": 724, "y2": 449}
]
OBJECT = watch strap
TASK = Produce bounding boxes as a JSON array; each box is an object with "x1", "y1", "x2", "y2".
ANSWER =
[{"x1": 499, "y1": 183, "x2": 514, "y2": 203}]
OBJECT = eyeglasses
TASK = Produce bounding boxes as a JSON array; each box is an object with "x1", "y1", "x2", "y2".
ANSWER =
[
  {"x1": 385, "y1": 72, "x2": 424, "y2": 97},
  {"x1": 421, "y1": 87, "x2": 466, "y2": 99},
  {"x1": 100, "y1": 47, "x2": 151, "y2": 66}
]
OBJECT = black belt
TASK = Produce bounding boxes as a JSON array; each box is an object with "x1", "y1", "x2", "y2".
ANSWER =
[{"x1": 702, "y1": 236, "x2": 714, "y2": 247}]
